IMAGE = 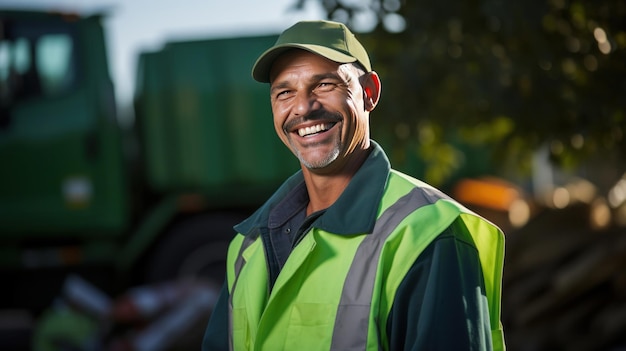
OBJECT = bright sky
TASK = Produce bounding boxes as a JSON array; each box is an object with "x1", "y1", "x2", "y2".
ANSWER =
[{"x1": 4, "y1": 0, "x2": 324, "y2": 105}]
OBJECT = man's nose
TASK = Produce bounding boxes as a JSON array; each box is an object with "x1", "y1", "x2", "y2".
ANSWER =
[{"x1": 292, "y1": 91, "x2": 321, "y2": 117}]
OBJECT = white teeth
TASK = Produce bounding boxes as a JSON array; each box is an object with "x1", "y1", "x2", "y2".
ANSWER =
[{"x1": 298, "y1": 123, "x2": 331, "y2": 137}]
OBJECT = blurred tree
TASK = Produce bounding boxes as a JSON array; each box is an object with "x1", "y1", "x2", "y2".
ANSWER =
[{"x1": 291, "y1": 0, "x2": 626, "y2": 188}]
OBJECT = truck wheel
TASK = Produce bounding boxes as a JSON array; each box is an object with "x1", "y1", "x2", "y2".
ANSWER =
[{"x1": 143, "y1": 213, "x2": 244, "y2": 285}]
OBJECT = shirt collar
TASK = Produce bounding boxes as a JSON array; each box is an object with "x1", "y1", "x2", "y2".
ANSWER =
[{"x1": 235, "y1": 140, "x2": 390, "y2": 236}]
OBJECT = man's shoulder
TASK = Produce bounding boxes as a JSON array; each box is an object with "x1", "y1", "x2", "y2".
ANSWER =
[
  {"x1": 386, "y1": 169, "x2": 454, "y2": 204},
  {"x1": 388, "y1": 169, "x2": 439, "y2": 190}
]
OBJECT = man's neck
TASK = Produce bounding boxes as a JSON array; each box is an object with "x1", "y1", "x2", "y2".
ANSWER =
[{"x1": 301, "y1": 146, "x2": 371, "y2": 215}]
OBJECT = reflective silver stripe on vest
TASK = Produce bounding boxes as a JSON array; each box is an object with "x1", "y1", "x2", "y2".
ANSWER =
[
  {"x1": 330, "y1": 186, "x2": 448, "y2": 351},
  {"x1": 228, "y1": 234, "x2": 257, "y2": 351}
]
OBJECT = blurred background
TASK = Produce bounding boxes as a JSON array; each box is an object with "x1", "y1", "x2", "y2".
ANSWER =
[{"x1": 0, "y1": 0, "x2": 624, "y2": 350}]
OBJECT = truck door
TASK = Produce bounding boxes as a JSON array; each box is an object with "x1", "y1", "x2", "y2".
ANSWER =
[{"x1": 0, "y1": 12, "x2": 128, "y2": 238}]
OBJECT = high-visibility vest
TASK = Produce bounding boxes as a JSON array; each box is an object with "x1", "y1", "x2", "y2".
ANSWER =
[{"x1": 226, "y1": 170, "x2": 506, "y2": 350}]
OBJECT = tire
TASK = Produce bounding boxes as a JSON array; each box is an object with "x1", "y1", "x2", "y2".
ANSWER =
[{"x1": 143, "y1": 213, "x2": 245, "y2": 285}]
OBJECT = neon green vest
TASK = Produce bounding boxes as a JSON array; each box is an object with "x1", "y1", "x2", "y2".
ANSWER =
[{"x1": 226, "y1": 170, "x2": 505, "y2": 350}]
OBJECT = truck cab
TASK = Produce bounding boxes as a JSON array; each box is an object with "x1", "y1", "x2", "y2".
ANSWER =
[
  {"x1": 0, "y1": 11, "x2": 127, "y2": 238},
  {"x1": 0, "y1": 9, "x2": 296, "y2": 318}
]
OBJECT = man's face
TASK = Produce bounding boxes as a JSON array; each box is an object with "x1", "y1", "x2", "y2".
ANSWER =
[{"x1": 269, "y1": 50, "x2": 370, "y2": 174}]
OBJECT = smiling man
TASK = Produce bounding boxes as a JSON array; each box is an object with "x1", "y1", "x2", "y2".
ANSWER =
[{"x1": 202, "y1": 20, "x2": 506, "y2": 351}]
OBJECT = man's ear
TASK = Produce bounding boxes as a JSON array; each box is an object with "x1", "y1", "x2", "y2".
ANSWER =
[{"x1": 362, "y1": 71, "x2": 381, "y2": 112}]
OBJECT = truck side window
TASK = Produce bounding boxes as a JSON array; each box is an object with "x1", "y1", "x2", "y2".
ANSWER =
[
  {"x1": 0, "y1": 41, "x2": 10, "y2": 103},
  {"x1": 13, "y1": 38, "x2": 31, "y2": 75},
  {"x1": 0, "y1": 36, "x2": 37, "y2": 101},
  {"x1": 0, "y1": 39, "x2": 28, "y2": 103},
  {"x1": 37, "y1": 34, "x2": 75, "y2": 96}
]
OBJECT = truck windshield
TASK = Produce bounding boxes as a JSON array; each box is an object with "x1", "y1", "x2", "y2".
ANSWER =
[{"x1": 0, "y1": 19, "x2": 77, "y2": 105}]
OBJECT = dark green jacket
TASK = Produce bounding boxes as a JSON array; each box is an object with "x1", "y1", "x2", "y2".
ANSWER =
[{"x1": 203, "y1": 142, "x2": 504, "y2": 350}]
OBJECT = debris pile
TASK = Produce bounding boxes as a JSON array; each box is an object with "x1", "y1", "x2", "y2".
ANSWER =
[
  {"x1": 501, "y1": 203, "x2": 626, "y2": 351},
  {"x1": 33, "y1": 275, "x2": 219, "y2": 351}
]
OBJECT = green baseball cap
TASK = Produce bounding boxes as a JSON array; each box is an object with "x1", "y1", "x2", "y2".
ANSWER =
[{"x1": 252, "y1": 20, "x2": 372, "y2": 83}]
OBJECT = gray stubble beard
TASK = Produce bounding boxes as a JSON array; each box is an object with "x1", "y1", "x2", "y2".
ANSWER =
[{"x1": 290, "y1": 138, "x2": 341, "y2": 170}]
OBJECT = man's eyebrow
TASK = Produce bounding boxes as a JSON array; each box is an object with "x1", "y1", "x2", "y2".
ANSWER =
[
  {"x1": 270, "y1": 72, "x2": 348, "y2": 95},
  {"x1": 312, "y1": 72, "x2": 346, "y2": 83},
  {"x1": 270, "y1": 81, "x2": 290, "y2": 95}
]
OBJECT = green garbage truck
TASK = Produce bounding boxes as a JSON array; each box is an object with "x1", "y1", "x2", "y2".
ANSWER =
[{"x1": 0, "y1": 9, "x2": 295, "y2": 314}]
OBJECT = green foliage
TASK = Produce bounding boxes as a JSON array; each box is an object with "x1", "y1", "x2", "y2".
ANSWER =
[{"x1": 294, "y1": 0, "x2": 626, "y2": 186}]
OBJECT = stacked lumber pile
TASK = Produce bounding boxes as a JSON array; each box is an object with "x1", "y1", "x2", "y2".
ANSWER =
[{"x1": 500, "y1": 203, "x2": 626, "y2": 351}]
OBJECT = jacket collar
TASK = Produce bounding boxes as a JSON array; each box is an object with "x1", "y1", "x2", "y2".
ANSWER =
[{"x1": 235, "y1": 141, "x2": 390, "y2": 237}]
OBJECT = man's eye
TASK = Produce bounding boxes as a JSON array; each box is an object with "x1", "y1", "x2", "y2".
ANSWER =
[
  {"x1": 316, "y1": 82, "x2": 335, "y2": 91},
  {"x1": 275, "y1": 90, "x2": 291, "y2": 99}
]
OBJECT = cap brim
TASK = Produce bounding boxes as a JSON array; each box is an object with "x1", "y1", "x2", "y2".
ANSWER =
[{"x1": 252, "y1": 43, "x2": 357, "y2": 83}]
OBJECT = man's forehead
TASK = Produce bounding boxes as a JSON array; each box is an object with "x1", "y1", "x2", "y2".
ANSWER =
[{"x1": 269, "y1": 49, "x2": 357, "y2": 83}]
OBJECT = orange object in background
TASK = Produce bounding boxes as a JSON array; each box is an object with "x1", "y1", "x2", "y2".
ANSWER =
[
  {"x1": 453, "y1": 177, "x2": 532, "y2": 229},
  {"x1": 453, "y1": 177, "x2": 521, "y2": 212}
]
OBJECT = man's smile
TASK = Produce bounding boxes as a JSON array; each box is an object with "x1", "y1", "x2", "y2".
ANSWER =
[{"x1": 297, "y1": 122, "x2": 337, "y2": 137}]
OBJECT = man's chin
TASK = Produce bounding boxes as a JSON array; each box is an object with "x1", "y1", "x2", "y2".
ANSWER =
[{"x1": 298, "y1": 150, "x2": 340, "y2": 170}]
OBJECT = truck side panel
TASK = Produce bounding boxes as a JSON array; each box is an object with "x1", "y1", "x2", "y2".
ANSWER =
[{"x1": 134, "y1": 35, "x2": 297, "y2": 201}]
